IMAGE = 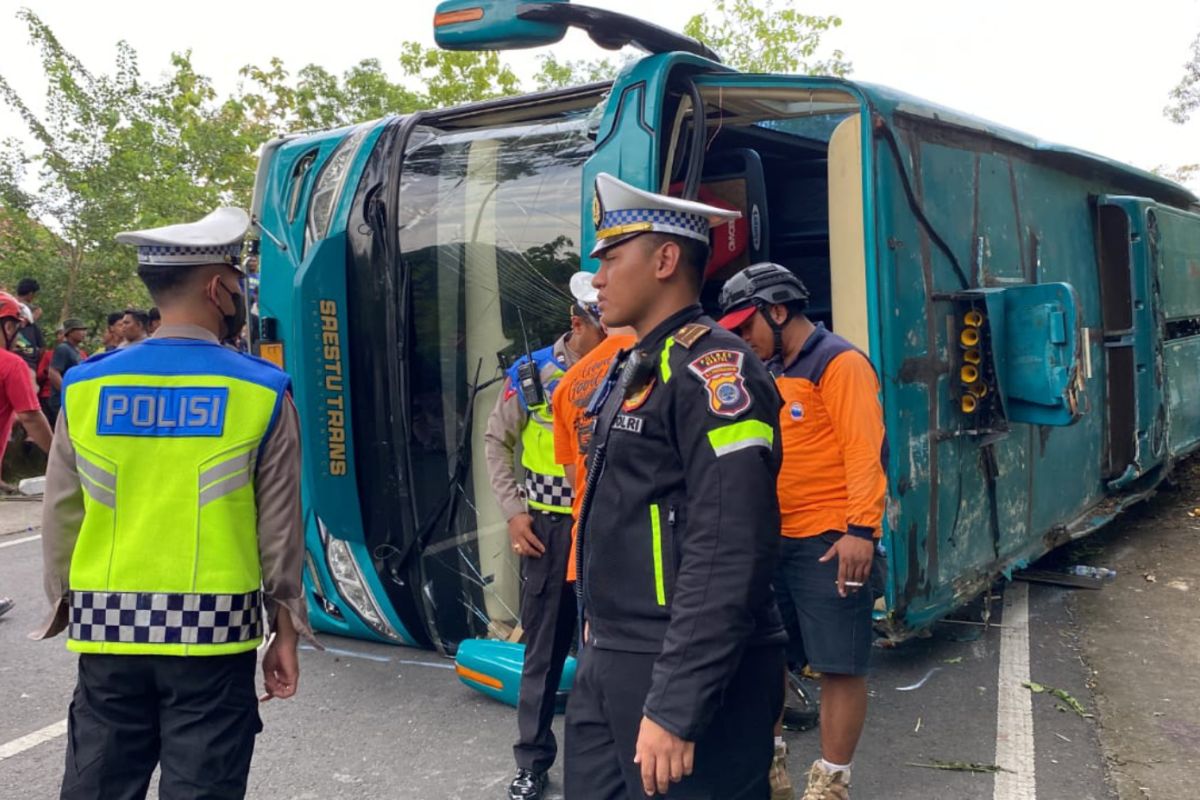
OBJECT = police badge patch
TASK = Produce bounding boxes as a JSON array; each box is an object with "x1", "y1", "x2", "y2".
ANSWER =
[
  {"x1": 688, "y1": 349, "x2": 752, "y2": 419},
  {"x1": 622, "y1": 377, "x2": 655, "y2": 412}
]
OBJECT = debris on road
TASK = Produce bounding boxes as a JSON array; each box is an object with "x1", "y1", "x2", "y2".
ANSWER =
[
  {"x1": 942, "y1": 656, "x2": 963, "y2": 664},
  {"x1": 1165, "y1": 579, "x2": 1189, "y2": 592},
  {"x1": 1066, "y1": 565, "x2": 1118, "y2": 581},
  {"x1": 896, "y1": 667, "x2": 942, "y2": 692},
  {"x1": 1015, "y1": 568, "x2": 1104, "y2": 589},
  {"x1": 906, "y1": 760, "x2": 1009, "y2": 774},
  {"x1": 17, "y1": 476, "x2": 45, "y2": 496},
  {"x1": 1023, "y1": 681, "x2": 1093, "y2": 718}
]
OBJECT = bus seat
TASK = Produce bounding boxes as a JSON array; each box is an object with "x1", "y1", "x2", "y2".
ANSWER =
[{"x1": 699, "y1": 148, "x2": 770, "y2": 280}]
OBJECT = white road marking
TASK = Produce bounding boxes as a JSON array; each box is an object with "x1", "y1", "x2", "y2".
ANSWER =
[
  {"x1": 993, "y1": 580, "x2": 1036, "y2": 800},
  {"x1": 0, "y1": 533, "x2": 39, "y2": 549},
  {"x1": 0, "y1": 719, "x2": 67, "y2": 761}
]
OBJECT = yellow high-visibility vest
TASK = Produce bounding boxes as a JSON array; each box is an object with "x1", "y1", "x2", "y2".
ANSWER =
[{"x1": 61, "y1": 338, "x2": 290, "y2": 656}]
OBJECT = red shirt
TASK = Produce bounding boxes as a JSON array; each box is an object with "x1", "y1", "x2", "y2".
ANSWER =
[
  {"x1": 36, "y1": 349, "x2": 53, "y2": 399},
  {"x1": 0, "y1": 348, "x2": 42, "y2": 465}
]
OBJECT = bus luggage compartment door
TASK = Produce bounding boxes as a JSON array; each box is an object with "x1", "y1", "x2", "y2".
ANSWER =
[{"x1": 1096, "y1": 196, "x2": 1168, "y2": 488}]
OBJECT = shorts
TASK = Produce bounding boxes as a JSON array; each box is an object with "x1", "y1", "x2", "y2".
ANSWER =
[{"x1": 772, "y1": 531, "x2": 884, "y2": 677}]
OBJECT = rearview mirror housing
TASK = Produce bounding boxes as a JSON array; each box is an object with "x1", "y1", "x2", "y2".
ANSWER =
[{"x1": 434, "y1": 0, "x2": 570, "y2": 51}]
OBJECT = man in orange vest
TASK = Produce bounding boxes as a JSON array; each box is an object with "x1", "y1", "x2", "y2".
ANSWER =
[{"x1": 719, "y1": 263, "x2": 888, "y2": 800}]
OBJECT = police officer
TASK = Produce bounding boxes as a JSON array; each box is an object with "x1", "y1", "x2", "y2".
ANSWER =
[
  {"x1": 718, "y1": 263, "x2": 888, "y2": 800},
  {"x1": 485, "y1": 289, "x2": 607, "y2": 800},
  {"x1": 564, "y1": 173, "x2": 787, "y2": 799},
  {"x1": 34, "y1": 207, "x2": 312, "y2": 799}
]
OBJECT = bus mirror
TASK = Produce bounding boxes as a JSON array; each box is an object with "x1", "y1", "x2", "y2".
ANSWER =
[{"x1": 434, "y1": 0, "x2": 570, "y2": 51}]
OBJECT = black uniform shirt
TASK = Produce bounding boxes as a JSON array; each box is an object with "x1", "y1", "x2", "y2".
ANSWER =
[{"x1": 577, "y1": 304, "x2": 786, "y2": 740}]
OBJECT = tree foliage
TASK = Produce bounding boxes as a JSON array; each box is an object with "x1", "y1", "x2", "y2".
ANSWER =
[
  {"x1": 0, "y1": 10, "x2": 263, "y2": 324},
  {"x1": 685, "y1": 0, "x2": 851, "y2": 76},
  {"x1": 1165, "y1": 32, "x2": 1200, "y2": 124},
  {"x1": 0, "y1": 3, "x2": 852, "y2": 326}
]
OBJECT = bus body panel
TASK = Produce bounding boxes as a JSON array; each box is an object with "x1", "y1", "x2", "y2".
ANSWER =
[
  {"x1": 256, "y1": 120, "x2": 420, "y2": 645},
  {"x1": 252, "y1": 44, "x2": 1200, "y2": 657}
]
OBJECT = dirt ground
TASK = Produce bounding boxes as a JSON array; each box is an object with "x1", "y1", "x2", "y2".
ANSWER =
[{"x1": 1067, "y1": 459, "x2": 1200, "y2": 799}]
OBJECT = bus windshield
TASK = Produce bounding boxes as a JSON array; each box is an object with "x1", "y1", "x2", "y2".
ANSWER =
[{"x1": 396, "y1": 114, "x2": 594, "y2": 650}]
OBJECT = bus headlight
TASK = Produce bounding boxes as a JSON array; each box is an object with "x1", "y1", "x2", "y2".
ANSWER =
[
  {"x1": 323, "y1": 529, "x2": 403, "y2": 642},
  {"x1": 305, "y1": 124, "x2": 370, "y2": 249}
]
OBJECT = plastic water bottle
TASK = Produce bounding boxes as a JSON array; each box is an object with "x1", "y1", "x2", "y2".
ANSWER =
[{"x1": 1067, "y1": 565, "x2": 1117, "y2": 581}]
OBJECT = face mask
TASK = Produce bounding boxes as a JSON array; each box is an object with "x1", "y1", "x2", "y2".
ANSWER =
[{"x1": 217, "y1": 280, "x2": 247, "y2": 342}]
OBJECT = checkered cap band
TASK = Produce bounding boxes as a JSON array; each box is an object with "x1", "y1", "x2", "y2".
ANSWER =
[
  {"x1": 69, "y1": 590, "x2": 262, "y2": 645},
  {"x1": 525, "y1": 472, "x2": 573, "y2": 511},
  {"x1": 599, "y1": 208, "x2": 710, "y2": 239},
  {"x1": 136, "y1": 243, "x2": 243, "y2": 267}
]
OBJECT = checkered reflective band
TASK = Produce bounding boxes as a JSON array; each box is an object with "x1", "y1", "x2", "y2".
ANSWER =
[
  {"x1": 135, "y1": 242, "x2": 243, "y2": 267},
  {"x1": 525, "y1": 472, "x2": 573, "y2": 511},
  {"x1": 599, "y1": 208, "x2": 710, "y2": 239},
  {"x1": 69, "y1": 589, "x2": 262, "y2": 645}
]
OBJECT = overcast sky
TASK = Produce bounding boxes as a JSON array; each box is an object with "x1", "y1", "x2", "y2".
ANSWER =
[{"x1": 1, "y1": 0, "x2": 1197, "y2": 191}]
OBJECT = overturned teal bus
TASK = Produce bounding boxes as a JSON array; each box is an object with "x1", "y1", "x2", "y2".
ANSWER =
[{"x1": 248, "y1": 1, "x2": 1200, "y2": 658}]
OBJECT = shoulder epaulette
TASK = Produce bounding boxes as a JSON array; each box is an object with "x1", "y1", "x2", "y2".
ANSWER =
[{"x1": 673, "y1": 322, "x2": 710, "y2": 349}]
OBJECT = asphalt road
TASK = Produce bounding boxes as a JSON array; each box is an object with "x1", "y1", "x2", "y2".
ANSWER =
[{"x1": 0, "y1": 499, "x2": 1114, "y2": 800}]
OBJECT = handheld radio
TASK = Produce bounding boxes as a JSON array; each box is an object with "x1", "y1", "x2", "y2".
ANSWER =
[{"x1": 516, "y1": 309, "x2": 545, "y2": 408}]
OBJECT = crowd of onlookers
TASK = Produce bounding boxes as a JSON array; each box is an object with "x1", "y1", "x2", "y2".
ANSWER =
[
  {"x1": 0, "y1": 277, "x2": 166, "y2": 618},
  {"x1": 5, "y1": 277, "x2": 163, "y2": 470}
]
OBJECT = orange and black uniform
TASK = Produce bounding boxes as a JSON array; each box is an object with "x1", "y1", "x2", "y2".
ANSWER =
[
  {"x1": 551, "y1": 333, "x2": 635, "y2": 582},
  {"x1": 775, "y1": 324, "x2": 887, "y2": 541},
  {"x1": 772, "y1": 323, "x2": 887, "y2": 677}
]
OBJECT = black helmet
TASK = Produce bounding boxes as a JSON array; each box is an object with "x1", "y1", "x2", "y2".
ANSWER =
[
  {"x1": 717, "y1": 263, "x2": 810, "y2": 366},
  {"x1": 717, "y1": 263, "x2": 809, "y2": 325}
]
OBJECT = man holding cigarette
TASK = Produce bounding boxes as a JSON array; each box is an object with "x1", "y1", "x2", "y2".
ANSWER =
[{"x1": 718, "y1": 263, "x2": 888, "y2": 800}]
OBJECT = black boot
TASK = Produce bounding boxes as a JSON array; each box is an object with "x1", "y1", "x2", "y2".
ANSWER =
[{"x1": 507, "y1": 768, "x2": 548, "y2": 800}]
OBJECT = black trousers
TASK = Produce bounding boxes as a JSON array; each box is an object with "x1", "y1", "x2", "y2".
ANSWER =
[
  {"x1": 514, "y1": 511, "x2": 578, "y2": 773},
  {"x1": 60, "y1": 651, "x2": 262, "y2": 800},
  {"x1": 564, "y1": 644, "x2": 785, "y2": 799}
]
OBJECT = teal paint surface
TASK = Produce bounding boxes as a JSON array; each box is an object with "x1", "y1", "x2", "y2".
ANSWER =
[
  {"x1": 254, "y1": 47, "x2": 1200, "y2": 644},
  {"x1": 1156, "y1": 206, "x2": 1200, "y2": 321},
  {"x1": 1166, "y1": 336, "x2": 1200, "y2": 456}
]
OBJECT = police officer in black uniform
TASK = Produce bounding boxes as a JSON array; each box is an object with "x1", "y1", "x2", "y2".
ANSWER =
[{"x1": 563, "y1": 173, "x2": 787, "y2": 799}]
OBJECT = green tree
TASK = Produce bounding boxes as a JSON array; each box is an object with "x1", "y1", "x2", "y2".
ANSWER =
[
  {"x1": 1162, "y1": 32, "x2": 1198, "y2": 187},
  {"x1": 1166, "y1": 32, "x2": 1199, "y2": 124},
  {"x1": 685, "y1": 0, "x2": 851, "y2": 76},
  {"x1": 533, "y1": 2, "x2": 852, "y2": 91},
  {"x1": 239, "y1": 46, "x2": 522, "y2": 134},
  {"x1": 0, "y1": 10, "x2": 264, "y2": 325},
  {"x1": 532, "y1": 54, "x2": 624, "y2": 91}
]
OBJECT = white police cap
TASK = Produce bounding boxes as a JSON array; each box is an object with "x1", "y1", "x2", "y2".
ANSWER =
[
  {"x1": 569, "y1": 270, "x2": 601, "y2": 323},
  {"x1": 115, "y1": 207, "x2": 250, "y2": 270},
  {"x1": 590, "y1": 172, "x2": 741, "y2": 258}
]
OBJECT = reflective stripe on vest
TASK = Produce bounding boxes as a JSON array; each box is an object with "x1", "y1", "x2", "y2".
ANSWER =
[
  {"x1": 69, "y1": 589, "x2": 262, "y2": 646},
  {"x1": 520, "y1": 402, "x2": 572, "y2": 514},
  {"x1": 61, "y1": 340, "x2": 288, "y2": 656}
]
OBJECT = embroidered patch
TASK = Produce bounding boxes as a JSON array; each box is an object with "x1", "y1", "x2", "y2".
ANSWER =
[
  {"x1": 613, "y1": 414, "x2": 644, "y2": 434},
  {"x1": 789, "y1": 401, "x2": 805, "y2": 421},
  {"x1": 622, "y1": 377, "x2": 655, "y2": 411},
  {"x1": 688, "y1": 349, "x2": 752, "y2": 419}
]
